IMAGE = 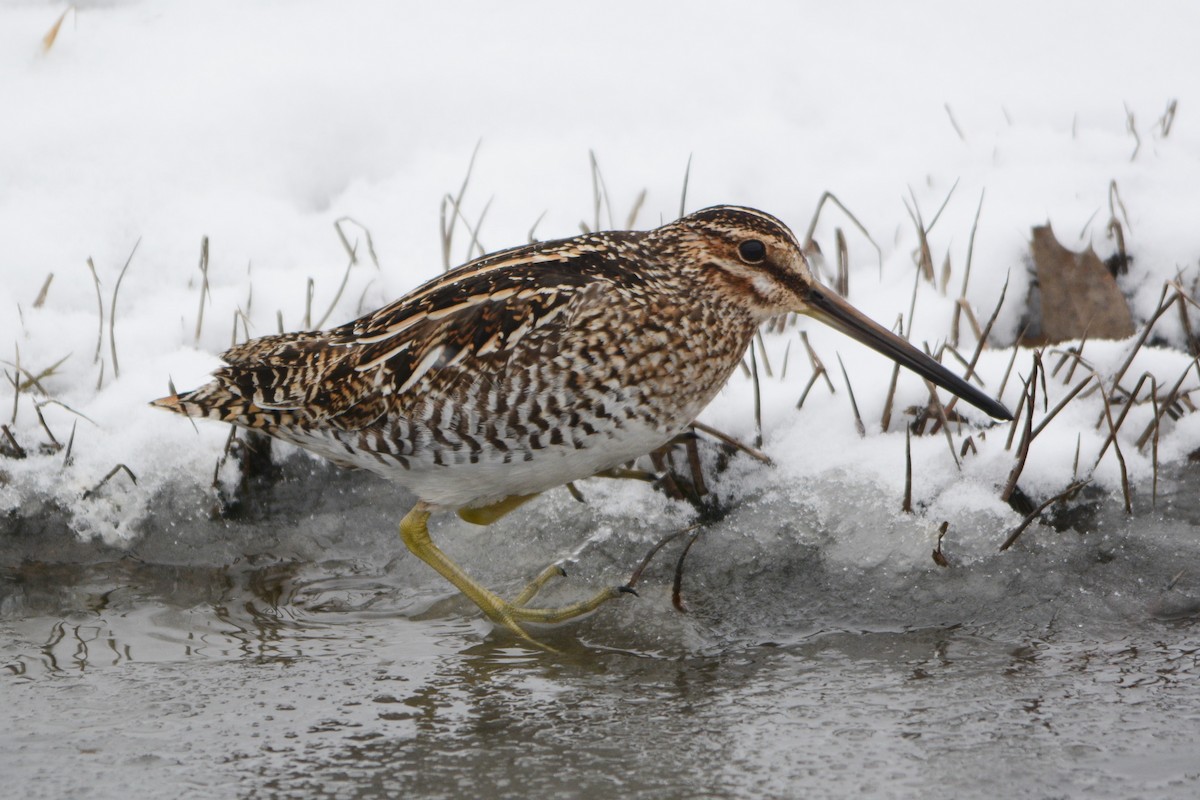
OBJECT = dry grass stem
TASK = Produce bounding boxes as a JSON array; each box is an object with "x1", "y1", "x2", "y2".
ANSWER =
[
  {"x1": 194, "y1": 236, "x2": 210, "y2": 343},
  {"x1": 902, "y1": 427, "x2": 913, "y2": 513},
  {"x1": 1157, "y1": 99, "x2": 1178, "y2": 137},
  {"x1": 836, "y1": 354, "x2": 866, "y2": 438},
  {"x1": 1029, "y1": 373, "x2": 1095, "y2": 441},
  {"x1": 335, "y1": 217, "x2": 380, "y2": 269},
  {"x1": 932, "y1": 521, "x2": 951, "y2": 567},
  {"x1": 801, "y1": 192, "x2": 882, "y2": 272},
  {"x1": 441, "y1": 140, "x2": 481, "y2": 270},
  {"x1": 1, "y1": 424, "x2": 26, "y2": 459},
  {"x1": 672, "y1": 531, "x2": 702, "y2": 612},
  {"x1": 749, "y1": 344, "x2": 764, "y2": 447},
  {"x1": 62, "y1": 420, "x2": 77, "y2": 467},
  {"x1": 626, "y1": 525, "x2": 699, "y2": 590},
  {"x1": 903, "y1": 194, "x2": 935, "y2": 283},
  {"x1": 33, "y1": 274, "x2": 53, "y2": 309},
  {"x1": 626, "y1": 189, "x2": 647, "y2": 230},
  {"x1": 1001, "y1": 357, "x2": 1039, "y2": 500},
  {"x1": 953, "y1": 191, "x2": 987, "y2": 346},
  {"x1": 1135, "y1": 363, "x2": 1192, "y2": 450},
  {"x1": 1110, "y1": 285, "x2": 1175, "y2": 390},
  {"x1": 835, "y1": 228, "x2": 849, "y2": 297},
  {"x1": 107, "y1": 239, "x2": 139, "y2": 381},
  {"x1": 86, "y1": 257, "x2": 104, "y2": 365},
  {"x1": 944, "y1": 104, "x2": 967, "y2": 142},
  {"x1": 689, "y1": 420, "x2": 773, "y2": 465},
  {"x1": 588, "y1": 150, "x2": 614, "y2": 232},
  {"x1": 998, "y1": 480, "x2": 1090, "y2": 552},
  {"x1": 943, "y1": 277, "x2": 1009, "y2": 420},
  {"x1": 679, "y1": 154, "x2": 693, "y2": 219},
  {"x1": 755, "y1": 331, "x2": 774, "y2": 378},
  {"x1": 1124, "y1": 103, "x2": 1142, "y2": 162},
  {"x1": 1096, "y1": 388, "x2": 1133, "y2": 513},
  {"x1": 41, "y1": 6, "x2": 75, "y2": 53},
  {"x1": 83, "y1": 463, "x2": 138, "y2": 500},
  {"x1": 796, "y1": 331, "x2": 835, "y2": 410}
]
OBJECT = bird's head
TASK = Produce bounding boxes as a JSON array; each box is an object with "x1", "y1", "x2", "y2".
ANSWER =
[{"x1": 660, "y1": 205, "x2": 1012, "y2": 420}]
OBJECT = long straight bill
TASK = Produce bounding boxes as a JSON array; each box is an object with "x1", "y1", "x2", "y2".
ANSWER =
[{"x1": 803, "y1": 285, "x2": 1013, "y2": 420}]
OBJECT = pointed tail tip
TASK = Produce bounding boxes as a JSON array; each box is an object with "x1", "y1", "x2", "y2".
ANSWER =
[{"x1": 150, "y1": 394, "x2": 183, "y2": 413}]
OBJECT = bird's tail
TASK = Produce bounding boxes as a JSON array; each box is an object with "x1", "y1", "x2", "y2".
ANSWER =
[{"x1": 150, "y1": 381, "x2": 266, "y2": 427}]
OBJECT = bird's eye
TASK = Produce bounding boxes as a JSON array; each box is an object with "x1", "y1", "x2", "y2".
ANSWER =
[{"x1": 738, "y1": 239, "x2": 767, "y2": 263}]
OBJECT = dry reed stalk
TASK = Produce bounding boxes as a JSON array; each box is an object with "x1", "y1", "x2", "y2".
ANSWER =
[
  {"x1": 796, "y1": 331, "x2": 835, "y2": 410},
  {"x1": 801, "y1": 191, "x2": 882, "y2": 273},
  {"x1": 679, "y1": 154, "x2": 693, "y2": 218},
  {"x1": 998, "y1": 480, "x2": 1090, "y2": 552},
  {"x1": 836, "y1": 354, "x2": 866, "y2": 438}
]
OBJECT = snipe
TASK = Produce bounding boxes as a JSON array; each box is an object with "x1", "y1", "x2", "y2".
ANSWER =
[{"x1": 154, "y1": 206, "x2": 1011, "y2": 642}]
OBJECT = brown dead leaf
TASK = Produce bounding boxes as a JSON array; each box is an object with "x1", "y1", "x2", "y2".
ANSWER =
[{"x1": 1029, "y1": 224, "x2": 1134, "y2": 344}]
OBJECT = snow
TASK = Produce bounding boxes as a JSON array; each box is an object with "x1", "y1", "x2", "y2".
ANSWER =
[{"x1": 2, "y1": 0, "x2": 1200, "y2": 546}]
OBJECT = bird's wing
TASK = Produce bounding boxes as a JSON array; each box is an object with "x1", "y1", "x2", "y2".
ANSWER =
[{"x1": 214, "y1": 233, "x2": 642, "y2": 430}]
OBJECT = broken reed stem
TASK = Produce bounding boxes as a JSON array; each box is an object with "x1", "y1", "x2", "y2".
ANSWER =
[
  {"x1": 336, "y1": 217, "x2": 380, "y2": 269},
  {"x1": 951, "y1": 190, "x2": 986, "y2": 347},
  {"x1": 194, "y1": 236, "x2": 210, "y2": 343},
  {"x1": 944, "y1": 104, "x2": 967, "y2": 142},
  {"x1": 86, "y1": 257, "x2": 103, "y2": 365},
  {"x1": 62, "y1": 420, "x2": 77, "y2": 467},
  {"x1": 1028, "y1": 372, "x2": 1095, "y2": 441},
  {"x1": 33, "y1": 404, "x2": 59, "y2": 448},
  {"x1": 754, "y1": 331, "x2": 774, "y2": 378},
  {"x1": 801, "y1": 191, "x2": 883, "y2": 273},
  {"x1": 997, "y1": 324, "x2": 1029, "y2": 398},
  {"x1": 33, "y1": 274, "x2": 53, "y2": 309},
  {"x1": 1097, "y1": 387, "x2": 1133, "y2": 514},
  {"x1": 880, "y1": 316, "x2": 904, "y2": 432},
  {"x1": 672, "y1": 530, "x2": 702, "y2": 613},
  {"x1": 1157, "y1": 99, "x2": 1178, "y2": 137},
  {"x1": 625, "y1": 189, "x2": 648, "y2": 230},
  {"x1": 626, "y1": 525, "x2": 699, "y2": 590},
  {"x1": 1124, "y1": 103, "x2": 1141, "y2": 162},
  {"x1": 1135, "y1": 362, "x2": 1192, "y2": 450},
  {"x1": 679, "y1": 154, "x2": 693, "y2": 218},
  {"x1": 304, "y1": 278, "x2": 314, "y2": 329},
  {"x1": 749, "y1": 343, "x2": 764, "y2": 448},
  {"x1": 82, "y1": 463, "x2": 137, "y2": 500},
  {"x1": 1094, "y1": 371, "x2": 1153, "y2": 464},
  {"x1": 924, "y1": 380, "x2": 961, "y2": 470},
  {"x1": 1001, "y1": 356, "x2": 1040, "y2": 501},
  {"x1": 441, "y1": 140, "x2": 481, "y2": 270},
  {"x1": 1110, "y1": 285, "x2": 1176, "y2": 390},
  {"x1": 1, "y1": 424, "x2": 25, "y2": 459},
  {"x1": 902, "y1": 426, "x2": 913, "y2": 513},
  {"x1": 835, "y1": 228, "x2": 848, "y2": 297},
  {"x1": 588, "y1": 150, "x2": 614, "y2": 232},
  {"x1": 836, "y1": 354, "x2": 866, "y2": 438},
  {"x1": 998, "y1": 480, "x2": 1090, "y2": 552},
  {"x1": 1150, "y1": 390, "x2": 1160, "y2": 508},
  {"x1": 925, "y1": 177, "x2": 960, "y2": 234},
  {"x1": 903, "y1": 193, "x2": 935, "y2": 283},
  {"x1": 796, "y1": 331, "x2": 835, "y2": 409},
  {"x1": 689, "y1": 420, "x2": 773, "y2": 465},
  {"x1": 944, "y1": 275, "x2": 1009, "y2": 419},
  {"x1": 108, "y1": 239, "x2": 139, "y2": 381},
  {"x1": 316, "y1": 252, "x2": 356, "y2": 330}
]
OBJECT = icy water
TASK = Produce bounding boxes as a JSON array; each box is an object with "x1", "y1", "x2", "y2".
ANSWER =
[{"x1": 3, "y1": 458, "x2": 1199, "y2": 799}]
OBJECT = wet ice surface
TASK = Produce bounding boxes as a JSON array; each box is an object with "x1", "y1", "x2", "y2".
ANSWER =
[{"x1": 3, "y1": 458, "x2": 1199, "y2": 800}]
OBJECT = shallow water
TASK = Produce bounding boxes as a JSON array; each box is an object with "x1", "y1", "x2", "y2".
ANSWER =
[{"x1": 3, "y1": 459, "x2": 1199, "y2": 799}]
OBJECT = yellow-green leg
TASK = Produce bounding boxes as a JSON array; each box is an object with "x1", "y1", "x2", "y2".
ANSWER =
[{"x1": 399, "y1": 501, "x2": 631, "y2": 643}]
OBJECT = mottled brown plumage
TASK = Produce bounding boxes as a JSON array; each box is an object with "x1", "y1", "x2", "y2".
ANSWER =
[{"x1": 155, "y1": 205, "x2": 1009, "y2": 642}]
